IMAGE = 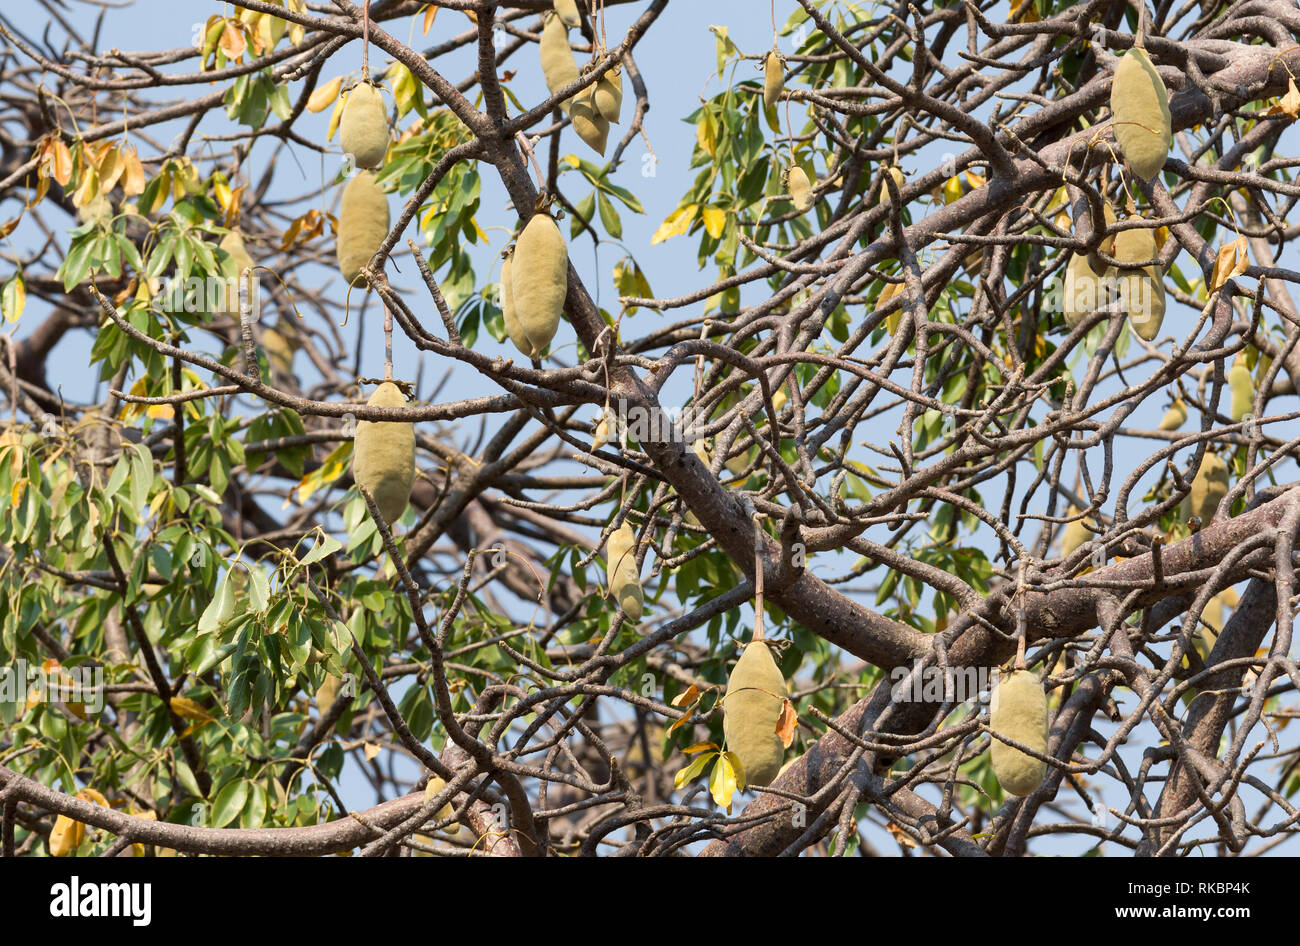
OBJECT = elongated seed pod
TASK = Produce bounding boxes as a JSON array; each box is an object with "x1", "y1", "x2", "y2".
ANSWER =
[
  {"x1": 1063, "y1": 252, "x2": 1110, "y2": 330},
  {"x1": 1229, "y1": 357, "x2": 1254, "y2": 421},
  {"x1": 605, "y1": 521, "x2": 643, "y2": 621},
  {"x1": 570, "y1": 89, "x2": 609, "y2": 155},
  {"x1": 336, "y1": 171, "x2": 390, "y2": 285},
  {"x1": 1115, "y1": 225, "x2": 1164, "y2": 341},
  {"x1": 540, "y1": 13, "x2": 580, "y2": 111},
  {"x1": 340, "y1": 83, "x2": 389, "y2": 170},
  {"x1": 762, "y1": 47, "x2": 783, "y2": 109},
  {"x1": 1110, "y1": 46, "x2": 1172, "y2": 182},
  {"x1": 723, "y1": 640, "x2": 787, "y2": 788},
  {"x1": 424, "y1": 776, "x2": 462, "y2": 837},
  {"x1": 1060, "y1": 506, "x2": 1092, "y2": 557},
  {"x1": 351, "y1": 382, "x2": 415, "y2": 526},
  {"x1": 990, "y1": 669, "x2": 1048, "y2": 796},
  {"x1": 553, "y1": 0, "x2": 581, "y2": 28},
  {"x1": 788, "y1": 166, "x2": 812, "y2": 212},
  {"x1": 1184, "y1": 451, "x2": 1229, "y2": 525},
  {"x1": 593, "y1": 66, "x2": 623, "y2": 123},
  {"x1": 877, "y1": 165, "x2": 905, "y2": 206},
  {"x1": 499, "y1": 252, "x2": 535, "y2": 358},
  {"x1": 1082, "y1": 199, "x2": 1119, "y2": 275},
  {"x1": 1159, "y1": 398, "x2": 1187, "y2": 431},
  {"x1": 511, "y1": 213, "x2": 568, "y2": 353}
]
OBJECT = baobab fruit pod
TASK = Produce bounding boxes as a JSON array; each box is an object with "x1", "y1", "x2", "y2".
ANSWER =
[
  {"x1": 989, "y1": 669, "x2": 1048, "y2": 796},
  {"x1": 1115, "y1": 224, "x2": 1164, "y2": 341},
  {"x1": 1060, "y1": 506, "x2": 1091, "y2": 557},
  {"x1": 336, "y1": 171, "x2": 390, "y2": 285},
  {"x1": 877, "y1": 165, "x2": 905, "y2": 206},
  {"x1": 1159, "y1": 398, "x2": 1187, "y2": 431},
  {"x1": 1184, "y1": 451, "x2": 1229, "y2": 525},
  {"x1": 723, "y1": 640, "x2": 787, "y2": 788},
  {"x1": 553, "y1": 0, "x2": 581, "y2": 28},
  {"x1": 511, "y1": 213, "x2": 568, "y2": 353},
  {"x1": 1082, "y1": 199, "x2": 1118, "y2": 275},
  {"x1": 593, "y1": 65, "x2": 623, "y2": 123},
  {"x1": 1063, "y1": 253, "x2": 1107, "y2": 330},
  {"x1": 499, "y1": 251, "x2": 535, "y2": 358},
  {"x1": 261, "y1": 326, "x2": 295, "y2": 378},
  {"x1": 339, "y1": 83, "x2": 389, "y2": 170},
  {"x1": 351, "y1": 382, "x2": 415, "y2": 526},
  {"x1": 877, "y1": 281, "x2": 904, "y2": 334},
  {"x1": 424, "y1": 776, "x2": 462, "y2": 837},
  {"x1": 605, "y1": 520, "x2": 643, "y2": 621},
  {"x1": 569, "y1": 89, "x2": 609, "y2": 155},
  {"x1": 316, "y1": 673, "x2": 342, "y2": 716},
  {"x1": 540, "y1": 13, "x2": 580, "y2": 110},
  {"x1": 1228, "y1": 355, "x2": 1254, "y2": 421},
  {"x1": 762, "y1": 47, "x2": 783, "y2": 109},
  {"x1": 1110, "y1": 46, "x2": 1171, "y2": 182}
]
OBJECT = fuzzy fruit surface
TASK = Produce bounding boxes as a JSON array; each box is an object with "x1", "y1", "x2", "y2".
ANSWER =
[
  {"x1": 512, "y1": 214, "x2": 568, "y2": 352},
  {"x1": 336, "y1": 171, "x2": 390, "y2": 284},
  {"x1": 990, "y1": 669, "x2": 1048, "y2": 796},
  {"x1": 723, "y1": 641, "x2": 787, "y2": 788},
  {"x1": 1110, "y1": 46, "x2": 1171, "y2": 181},
  {"x1": 352, "y1": 382, "x2": 415, "y2": 526},
  {"x1": 340, "y1": 83, "x2": 389, "y2": 170}
]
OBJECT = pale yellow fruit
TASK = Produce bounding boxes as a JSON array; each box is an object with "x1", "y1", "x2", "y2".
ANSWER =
[
  {"x1": 990, "y1": 669, "x2": 1048, "y2": 796},
  {"x1": 723, "y1": 640, "x2": 787, "y2": 788},
  {"x1": 340, "y1": 83, "x2": 389, "y2": 170},
  {"x1": 1060, "y1": 506, "x2": 1093, "y2": 556},
  {"x1": 336, "y1": 171, "x2": 390, "y2": 285},
  {"x1": 1159, "y1": 399, "x2": 1187, "y2": 431},
  {"x1": 1063, "y1": 252, "x2": 1110, "y2": 330},
  {"x1": 1110, "y1": 46, "x2": 1172, "y2": 182},
  {"x1": 762, "y1": 48, "x2": 783, "y2": 109},
  {"x1": 424, "y1": 776, "x2": 462, "y2": 837},
  {"x1": 570, "y1": 89, "x2": 609, "y2": 155},
  {"x1": 788, "y1": 166, "x2": 812, "y2": 212},
  {"x1": 877, "y1": 165, "x2": 905, "y2": 206},
  {"x1": 351, "y1": 382, "x2": 415, "y2": 526},
  {"x1": 605, "y1": 521, "x2": 642, "y2": 621},
  {"x1": 553, "y1": 0, "x2": 581, "y2": 28},
  {"x1": 500, "y1": 252, "x2": 535, "y2": 358},
  {"x1": 511, "y1": 214, "x2": 568, "y2": 353},
  {"x1": 540, "y1": 13, "x2": 580, "y2": 110},
  {"x1": 1083, "y1": 199, "x2": 1119, "y2": 274},
  {"x1": 1228, "y1": 357, "x2": 1254, "y2": 421},
  {"x1": 1184, "y1": 451, "x2": 1229, "y2": 525},
  {"x1": 593, "y1": 66, "x2": 622, "y2": 123},
  {"x1": 1115, "y1": 224, "x2": 1164, "y2": 341}
]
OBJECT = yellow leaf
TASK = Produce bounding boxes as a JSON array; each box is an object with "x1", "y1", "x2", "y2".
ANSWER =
[
  {"x1": 308, "y1": 76, "x2": 344, "y2": 113},
  {"x1": 673, "y1": 751, "x2": 713, "y2": 790},
  {"x1": 1008, "y1": 0, "x2": 1039, "y2": 22},
  {"x1": 295, "y1": 441, "x2": 351, "y2": 505},
  {"x1": 326, "y1": 93, "x2": 346, "y2": 141},
  {"x1": 670, "y1": 684, "x2": 700, "y2": 708},
  {"x1": 169, "y1": 695, "x2": 215, "y2": 724},
  {"x1": 964, "y1": 169, "x2": 985, "y2": 190},
  {"x1": 1208, "y1": 236, "x2": 1249, "y2": 292},
  {"x1": 363, "y1": 742, "x2": 381, "y2": 761},
  {"x1": 423, "y1": 4, "x2": 438, "y2": 33},
  {"x1": 710, "y1": 752, "x2": 739, "y2": 809},
  {"x1": 682, "y1": 741, "x2": 717, "y2": 754},
  {"x1": 11, "y1": 478, "x2": 26, "y2": 508},
  {"x1": 650, "y1": 204, "x2": 698, "y2": 245},
  {"x1": 119, "y1": 144, "x2": 145, "y2": 197},
  {"x1": 50, "y1": 138, "x2": 73, "y2": 187},
  {"x1": 2, "y1": 273, "x2": 25, "y2": 323},
  {"x1": 700, "y1": 206, "x2": 726, "y2": 239}
]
